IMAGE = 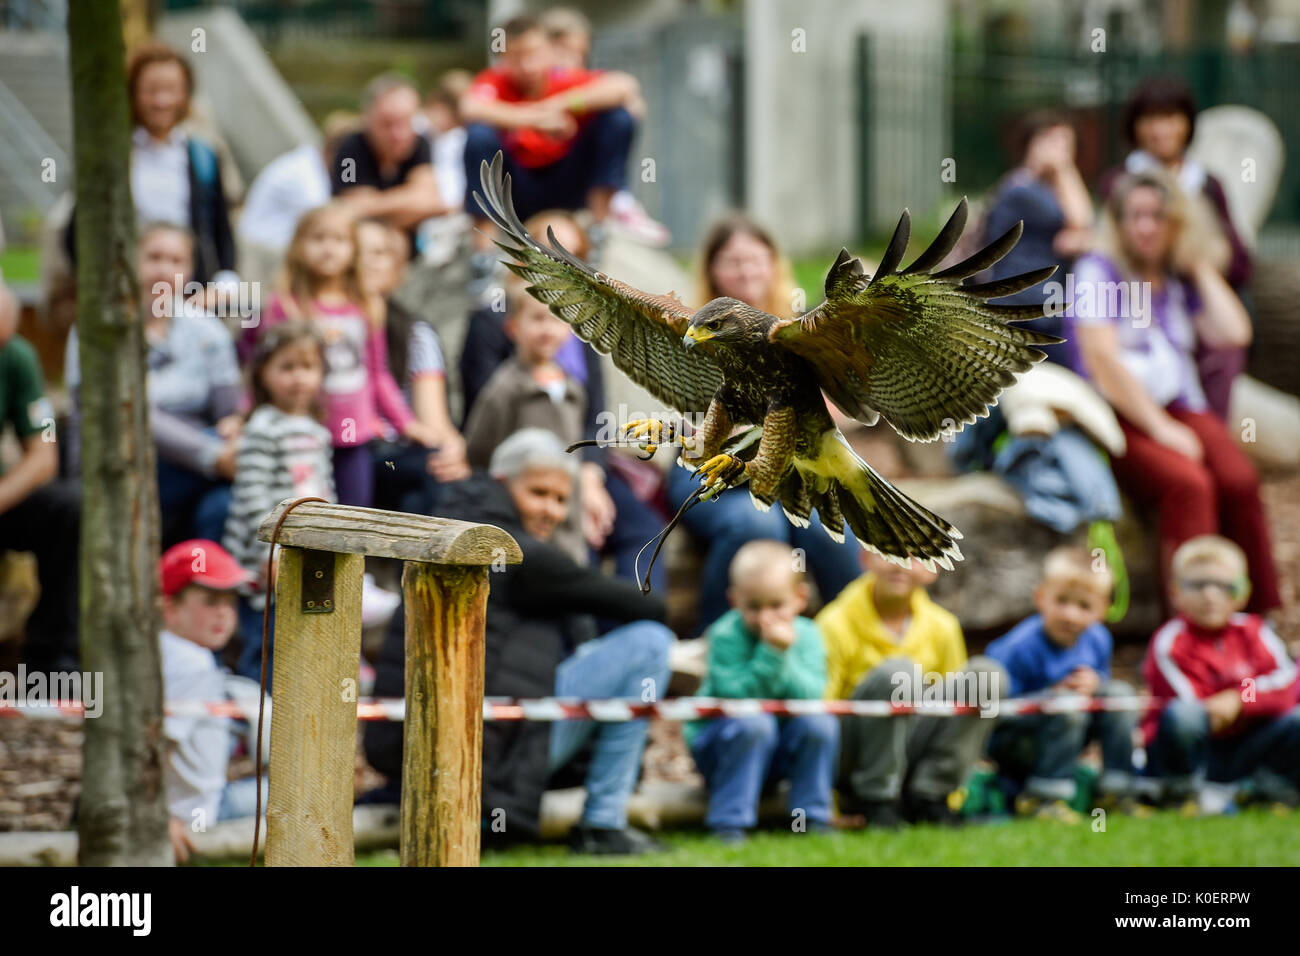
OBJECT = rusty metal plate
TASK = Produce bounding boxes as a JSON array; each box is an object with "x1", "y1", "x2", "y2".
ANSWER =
[{"x1": 300, "y1": 549, "x2": 335, "y2": 614}]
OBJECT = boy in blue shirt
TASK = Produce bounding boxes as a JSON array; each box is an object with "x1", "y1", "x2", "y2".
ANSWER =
[
  {"x1": 687, "y1": 540, "x2": 837, "y2": 843},
  {"x1": 985, "y1": 546, "x2": 1140, "y2": 819}
]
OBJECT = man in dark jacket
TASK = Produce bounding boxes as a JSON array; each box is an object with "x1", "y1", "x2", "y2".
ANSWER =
[{"x1": 364, "y1": 428, "x2": 672, "y2": 855}]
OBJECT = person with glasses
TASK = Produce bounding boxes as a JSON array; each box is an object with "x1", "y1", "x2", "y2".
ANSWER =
[
  {"x1": 1063, "y1": 169, "x2": 1279, "y2": 615},
  {"x1": 1142, "y1": 535, "x2": 1298, "y2": 813}
]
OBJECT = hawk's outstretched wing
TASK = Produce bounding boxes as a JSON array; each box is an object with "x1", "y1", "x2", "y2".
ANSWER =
[
  {"x1": 769, "y1": 198, "x2": 1062, "y2": 442},
  {"x1": 473, "y1": 152, "x2": 723, "y2": 416}
]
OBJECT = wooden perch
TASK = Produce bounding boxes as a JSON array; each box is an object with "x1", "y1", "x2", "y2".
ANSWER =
[
  {"x1": 255, "y1": 499, "x2": 521, "y2": 867},
  {"x1": 256, "y1": 500, "x2": 523, "y2": 566}
]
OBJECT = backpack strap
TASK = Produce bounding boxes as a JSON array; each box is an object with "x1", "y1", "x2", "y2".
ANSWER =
[{"x1": 187, "y1": 137, "x2": 219, "y2": 194}]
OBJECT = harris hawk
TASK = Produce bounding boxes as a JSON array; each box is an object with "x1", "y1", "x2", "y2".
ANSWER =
[{"x1": 473, "y1": 151, "x2": 1062, "y2": 572}]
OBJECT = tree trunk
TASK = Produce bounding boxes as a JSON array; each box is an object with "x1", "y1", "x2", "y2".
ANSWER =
[{"x1": 69, "y1": 0, "x2": 170, "y2": 866}]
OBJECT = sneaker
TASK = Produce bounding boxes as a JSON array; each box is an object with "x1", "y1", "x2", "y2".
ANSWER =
[
  {"x1": 906, "y1": 795, "x2": 964, "y2": 827},
  {"x1": 361, "y1": 573, "x2": 401, "y2": 629},
  {"x1": 710, "y1": 827, "x2": 748, "y2": 845},
  {"x1": 860, "y1": 799, "x2": 904, "y2": 830},
  {"x1": 1198, "y1": 782, "x2": 1239, "y2": 816},
  {"x1": 567, "y1": 824, "x2": 665, "y2": 856},
  {"x1": 1094, "y1": 792, "x2": 1153, "y2": 818},
  {"x1": 1015, "y1": 794, "x2": 1083, "y2": 823},
  {"x1": 608, "y1": 191, "x2": 671, "y2": 246}
]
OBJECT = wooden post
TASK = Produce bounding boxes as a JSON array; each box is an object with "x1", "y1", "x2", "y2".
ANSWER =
[
  {"x1": 401, "y1": 563, "x2": 487, "y2": 866},
  {"x1": 265, "y1": 548, "x2": 364, "y2": 866},
  {"x1": 256, "y1": 501, "x2": 520, "y2": 867}
]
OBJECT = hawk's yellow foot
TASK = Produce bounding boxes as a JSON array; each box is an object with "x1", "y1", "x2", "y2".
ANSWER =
[
  {"x1": 621, "y1": 418, "x2": 681, "y2": 454},
  {"x1": 696, "y1": 453, "x2": 748, "y2": 500}
]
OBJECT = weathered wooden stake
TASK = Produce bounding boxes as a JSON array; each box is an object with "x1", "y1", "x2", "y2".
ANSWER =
[
  {"x1": 401, "y1": 562, "x2": 488, "y2": 866},
  {"x1": 256, "y1": 501, "x2": 520, "y2": 867},
  {"x1": 265, "y1": 548, "x2": 364, "y2": 866}
]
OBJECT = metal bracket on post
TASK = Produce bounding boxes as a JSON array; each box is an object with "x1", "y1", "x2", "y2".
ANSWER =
[{"x1": 300, "y1": 549, "x2": 335, "y2": 614}]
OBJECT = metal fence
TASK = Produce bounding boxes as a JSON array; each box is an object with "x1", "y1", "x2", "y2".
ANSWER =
[
  {"x1": 950, "y1": 43, "x2": 1300, "y2": 226},
  {"x1": 590, "y1": 12, "x2": 744, "y2": 254},
  {"x1": 856, "y1": 36, "x2": 1300, "y2": 238}
]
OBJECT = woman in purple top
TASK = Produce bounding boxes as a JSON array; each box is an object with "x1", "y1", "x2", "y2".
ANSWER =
[
  {"x1": 1064, "y1": 170, "x2": 1279, "y2": 614},
  {"x1": 1098, "y1": 76, "x2": 1254, "y2": 420}
]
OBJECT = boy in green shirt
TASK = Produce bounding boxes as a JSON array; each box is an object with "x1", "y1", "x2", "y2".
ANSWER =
[
  {"x1": 688, "y1": 540, "x2": 837, "y2": 843},
  {"x1": 0, "y1": 283, "x2": 80, "y2": 671}
]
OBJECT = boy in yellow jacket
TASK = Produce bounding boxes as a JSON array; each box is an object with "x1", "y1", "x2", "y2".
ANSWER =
[{"x1": 816, "y1": 552, "x2": 1006, "y2": 828}]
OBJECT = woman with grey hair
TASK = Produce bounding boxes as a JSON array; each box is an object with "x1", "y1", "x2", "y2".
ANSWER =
[{"x1": 365, "y1": 427, "x2": 673, "y2": 855}]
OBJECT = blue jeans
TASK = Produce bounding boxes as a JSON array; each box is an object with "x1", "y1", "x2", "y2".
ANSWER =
[
  {"x1": 592, "y1": 465, "x2": 669, "y2": 594},
  {"x1": 987, "y1": 680, "x2": 1137, "y2": 799},
  {"x1": 333, "y1": 442, "x2": 374, "y2": 507},
  {"x1": 667, "y1": 464, "x2": 862, "y2": 631},
  {"x1": 236, "y1": 598, "x2": 276, "y2": 687},
  {"x1": 548, "y1": 619, "x2": 673, "y2": 829},
  {"x1": 218, "y1": 774, "x2": 269, "y2": 821},
  {"x1": 157, "y1": 456, "x2": 231, "y2": 548},
  {"x1": 692, "y1": 714, "x2": 838, "y2": 830},
  {"x1": 463, "y1": 107, "x2": 635, "y2": 221},
  {"x1": 1147, "y1": 700, "x2": 1300, "y2": 798}
]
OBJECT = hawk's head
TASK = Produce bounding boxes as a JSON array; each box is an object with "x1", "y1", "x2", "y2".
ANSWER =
[{"x1": 683, "y1": 297, "x2": 771, "y2": 353}]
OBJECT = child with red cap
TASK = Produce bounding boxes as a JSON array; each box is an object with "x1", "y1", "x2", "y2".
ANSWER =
[{"x1": 159, "y1": 539, "x2": 271, "y2": 863}]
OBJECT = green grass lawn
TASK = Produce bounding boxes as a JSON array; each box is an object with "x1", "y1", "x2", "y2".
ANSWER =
[{"x1": 351, "y1": 809, "x2": 1299, "y2": 867}]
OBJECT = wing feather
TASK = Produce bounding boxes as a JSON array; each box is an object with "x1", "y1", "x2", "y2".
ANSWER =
[
  {"x1": 473, "y1": 152, "x2": 723, "y2": 415},
  {"x1": 769, "y1": 201, "x2": 1063, "y2": 441}
]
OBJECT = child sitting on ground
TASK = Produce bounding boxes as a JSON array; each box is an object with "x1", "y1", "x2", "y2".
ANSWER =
[
  {"x1": 687, "y1": 540, "x2": 837, "y2": 843},
  {"x1": 159, "y1": 539, "x2": 271, "y2": 863},
  {"x1": 1143, "y1": 535, "x2": 1299, "y2": 814},
  {"x1": 816, "y1": 552, "x2": 1006, "y2": 828},
  {"x1": 985, "y1": 546, "x2": 1141, "y2": 821}
]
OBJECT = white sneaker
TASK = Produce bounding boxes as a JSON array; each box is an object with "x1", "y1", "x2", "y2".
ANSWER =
[
  {"x1": 608, "y1": 191, "x2": 671, "y2": 246},
  {"x1": 1198, "y1": 782, "x2": 1239, "y2": 816},
  {"x1": 361, "y1": 573, "x2": 401, "y2": 629}
]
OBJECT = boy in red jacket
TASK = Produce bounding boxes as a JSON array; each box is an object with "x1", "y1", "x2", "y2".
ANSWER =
[{"x1": 1143, "y1": 535, "x2": 1299, "y2": 811}]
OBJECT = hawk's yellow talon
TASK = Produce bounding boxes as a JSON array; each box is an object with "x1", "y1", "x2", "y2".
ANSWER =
[
  {"x1": 696, "y1": 452, "x2": 747, "y2": 493},
  {"x1": 621, "y1": 418, "x2": 678, "y2": 446}
]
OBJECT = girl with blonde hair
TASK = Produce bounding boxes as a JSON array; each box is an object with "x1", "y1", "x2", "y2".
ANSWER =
[{"x1": 243, "y1": 202, "x2": 437, "y2": 505}]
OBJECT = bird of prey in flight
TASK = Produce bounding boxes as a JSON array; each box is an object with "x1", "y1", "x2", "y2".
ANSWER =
[{"x1": 473, "y1": 151, "x2": 1061, "y2": 572}]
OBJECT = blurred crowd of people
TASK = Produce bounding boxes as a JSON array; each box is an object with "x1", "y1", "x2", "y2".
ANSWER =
[{"x1": 0, "y1": 11, "x2": 1295, "y2": 860}]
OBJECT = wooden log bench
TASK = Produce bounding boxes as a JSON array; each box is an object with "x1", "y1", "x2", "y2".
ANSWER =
[{"x1": 255, "y1": 500, "x2": 521, "y2": 867}]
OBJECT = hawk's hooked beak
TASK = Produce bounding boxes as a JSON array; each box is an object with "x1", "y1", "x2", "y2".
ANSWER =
[{"x1": 683, "y1": 325, "x2": 714, "y2": 350}]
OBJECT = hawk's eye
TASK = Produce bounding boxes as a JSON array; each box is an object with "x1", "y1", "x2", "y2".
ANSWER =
[{"x1": 708, "y1": 318, "x2": 722, "y2": 330}]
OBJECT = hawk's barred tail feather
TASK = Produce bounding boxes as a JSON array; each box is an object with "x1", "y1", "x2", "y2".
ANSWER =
[
  {"x1": 768, "y1": 434, "x2": 963, "y2": 571},
  {"x1": 837, "y1": 461, "x2": 962, "y2": 573}
]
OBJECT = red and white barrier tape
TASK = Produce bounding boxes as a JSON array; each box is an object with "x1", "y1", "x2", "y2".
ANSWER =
[{"x1": 0, "y1": 694, "x2": 1157, "y2": 722}]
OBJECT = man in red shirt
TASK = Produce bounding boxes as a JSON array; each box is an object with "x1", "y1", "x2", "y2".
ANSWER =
[
  {"x1": 1142, "y1": 535, "x2": 1299, "y2": 810},
  {"x1": 460, "y1": 13, "x2": 641, "y2": 249}
]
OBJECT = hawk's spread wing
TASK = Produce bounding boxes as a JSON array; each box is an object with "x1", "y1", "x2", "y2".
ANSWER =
[
  {"x1": 473, "y1": 152, "x2": 723, "y2": 416},
  {"x1": 769, "y1": 199, "x2": 1062, "y2": 441}
]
